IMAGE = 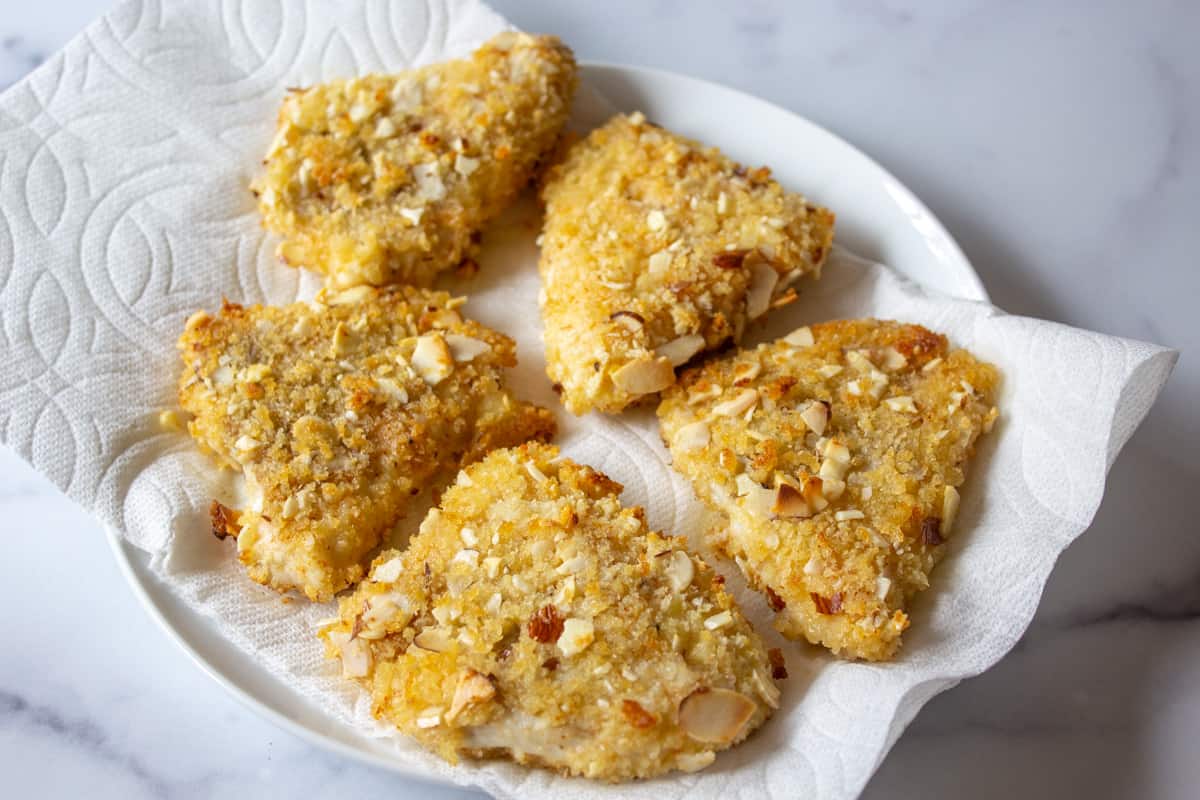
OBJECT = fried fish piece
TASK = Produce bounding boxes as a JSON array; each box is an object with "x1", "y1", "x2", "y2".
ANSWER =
[
  {"x1": 538, "y1": 112, "x2": 835, "y2": 415},
  {"x1": 321, "y1": 443, "x2": 779, "y2": 781},
  {"x1": 177, "y1": 285, "x2": 555, "y2": 601},
  {"x1": 254, "y1": 32, "x2": 577, "y2": 288},
  {"x1": 658, "y1": 320, "x2": 999, "y2": 661}
]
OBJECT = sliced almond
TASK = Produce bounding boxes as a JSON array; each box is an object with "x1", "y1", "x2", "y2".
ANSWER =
[
  {"x1": 234, "y1": 434, "x2": 262, "y2": 453},
  {"x1": 816, "y1": 364, "x2": 843, "y2": 378},
  {"x1": 942, "y1": 485, "x2": 961, "y2": 534},
  {"x1": 739, "y1": 479, "x2": 776, "y2": 519},
  {"x1": 799, "y1": 400, "x2": 830, "y2": 435},
  {"x1": 612, "y1": 357, "x2": 675, "y2": 396},
  {"x1": 704, "y1": 610, "x2": 733, "y2": 630},
  {"x1": 712, "y1": 388, "x2": 758, "y2": 417},
  {"x1": 185, "y1": 310, "x2": 210, "y2": 331},
  {"x1": 339, "y1": 636, "x2": 371, "y2": 678},
  {"x1": 421, "y1": 307, "x2": 463, "y2": 329},
  {"x1": 752, "y1": 668, "x2": 781, "y2": 710},
  {"x1": 444, "y1": 334, "x2": 491, "y2": 363},
  {"x1": 356, "y1": 595, "x2": 411, "y2": 640},
  {"x1": 822, "y1": 439, "x2": 851, "y2": 462},
  {"x1": 676, "y1": 750, "x2": 717, "y2": 773},
  {"x1": 610, "y1": 310, "x2": 645, "y2": 332},
  {"x1": 866, "y1": 370, "x2": 889, "y2": 399},
  {"x1": 648, "y1": 250, "x2": 672, "y2": 273},
  {"x1": 884, "y1": 395, "x2": 918, "y2": 413},
  {"x1": 880, "y1": 346, "x2": 908, "y2": 371},
  {"x1": 818, "y1": 460, "x2": 844, "y2": 482},
  {"x1": 678, "y1": 688, "x2": 757, "y2": 745},
  {"x1": 799, "y1": 474, "x2": 829, "y2": 511},
  {"x1": 783, "y1": 326, "x2": 815, "y2": 347},
  {"x1": 846, "y1": 350, "x2": 875, "y2": 373},
  {"x1": 454, "y1": 153, "x2": 480, "y2": 176},
  {"x1": 415, "y1": 710, "x2": 442, "y2": 728},
  {"x1": 280, "y1": 495, "x2": 298, "y2": 519},
  {"x1": 524, "y1": 461, "x2": 549, "y2": 484},
  {"x1": 820, "y1": 477, "x2": 845, "y2": 500},
  {"x1": 412, "y1": 627, "x2": 454, "y2": 653},
  {"x1": 374, "y1": 377, "x2": 409, "y2": 403},
  {"x1": 771, "y1": 483, "x2": 811, "y2": 518},
  {"x1": 665, "y1": 550, "x2": 695, "y2": 592},
  {"x1": 745, "y1": 260, "x2": 778, "y2": 319},
  {"x1": 556, "y1": 618, "x2": 595, "y2": 657},
  {"x1": 411, "y1": 333, "x2": 454, "y2": 385},
  {"x1": 673, "y1": 420, "x2": 710, "y2": 452},
  {"x1": 372, "y1": 557, "x2": 404, "y2": 583},
  {"x1": 329, "y1": 321, "x2": 352, "y2": 357},
  {"x1": 819, "y1": 440, "x2": 851, "y2": 482},
  {"x1": 483, "y1": 556, "x2": 501, "y2": 579},
  {"x1": 445, "y1": 670, "x2": 495, "y2": 722},
  {"x1": 732, "y1": 361, "x2": 762, "y2": 385},
  {"x1": 687, "y1": 382, "x2": 724, "y2": 406},
  {"x1": 657, "y1": 334, "x2": 705, "y2": 367},
  {"x1": 326, "y1": 285, "x2": 374, "y2": 306}
]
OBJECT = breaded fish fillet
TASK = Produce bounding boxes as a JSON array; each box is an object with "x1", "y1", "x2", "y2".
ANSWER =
[
  {"x1": 321, "y1": 443, "x2": 780, "y2": 781},
  {"x1": 538, "y1": 112, "x2": 835, "y2": 415},
  {"x1": 658, "y1": 320, "x2": 999, "y2": 661},
  {"x1": 177, "y1": 285, "x2": 555, "y2": 601},
  {"x1": 254, "y1": 32, "x2": 577, "y2": 288}
]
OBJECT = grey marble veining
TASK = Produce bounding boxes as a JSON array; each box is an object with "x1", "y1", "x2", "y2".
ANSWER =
[{"x1": 1, "y1": 1, "x2": 1195, "y2": 798}]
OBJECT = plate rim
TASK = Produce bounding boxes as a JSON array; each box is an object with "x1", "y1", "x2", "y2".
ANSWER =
[
  {"x1": 108, "y1": 60, "x2": 990, "y2": 788},
  {"x1": 105, "y1": 530, "x2": 444, "y2": 783}
]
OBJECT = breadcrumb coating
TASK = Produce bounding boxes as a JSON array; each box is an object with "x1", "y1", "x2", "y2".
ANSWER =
[
  {"x1": 539, "y1": 112, "x2": 835, "y2": 415},
  {"x1": 658, "y1": 320, "x2": 999, "y2": 660},
  {"x1": 177, "y1": 285, "x2": 555, "y2": 602},
  {"x1": 321, "y1": 443, "x2": 778, "y2": 781},
  {"x1": 254, "y1": 32, "x2": 577, "y2": 288}
]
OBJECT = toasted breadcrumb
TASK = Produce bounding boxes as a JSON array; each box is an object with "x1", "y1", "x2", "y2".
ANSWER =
[
  {"x1": 321, "y1": 443, "x2": 777, "y2": 781},
  {"x1": 539, "y1": 113, "x2": 835, "y2": 415},
  {"x1": 254, "y1": 32, "x2": 577, "y2": 288},
  {"x1": 658, "y1": 320, "x2": 999, "y2": 661},
  {"x1": 177, "y1": 285, "x2": 555, "y2": 602}
]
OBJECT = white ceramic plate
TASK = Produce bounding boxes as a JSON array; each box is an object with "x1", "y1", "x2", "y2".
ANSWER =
[{"x1": 108, "y1": 62, "x2": 987, "y2": 783}]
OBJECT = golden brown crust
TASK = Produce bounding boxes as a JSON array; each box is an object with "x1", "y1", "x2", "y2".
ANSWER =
[
  {"x1": 254, "y1": 32, "x2": 577, "y2": 287},
  {"x1": 658, "y1": 320, "x2": 999, "y2": 661},
  {"x1": 321, "y1": 443, "x2": 777, "y2": 781},
  {"x1": 177, "y1": 285, "x2": 555, "y2": 601},
  {"x1": 538, "y1": 112, "x2": 835, "y2": 415}
]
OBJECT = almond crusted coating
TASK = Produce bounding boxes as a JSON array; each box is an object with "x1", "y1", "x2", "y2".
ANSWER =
[
  {"x1": 320, "y1": 443, "x2": 777, "y2": 781},
  {"x1": 658, "y1": 320, "x2": 999, "y2": 661},
  {"x1": 539, "y1": 112, "x2": 835, "y2": 415},
  {"x1": 177, "y1": 285, "x2": 555, "y2": 601},
  {"x1": 254, "y1": 32, "x2": 577, "y2": 288}
]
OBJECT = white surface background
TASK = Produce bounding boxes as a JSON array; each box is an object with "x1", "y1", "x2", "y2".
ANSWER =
[{"x1": 1, "y1": 2, "x2": 1195, "y2": 798}]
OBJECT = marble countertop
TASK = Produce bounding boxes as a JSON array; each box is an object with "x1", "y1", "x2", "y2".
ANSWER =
[{"x1": 2, "y1": 1, "x2": 1195, "y2": 798}]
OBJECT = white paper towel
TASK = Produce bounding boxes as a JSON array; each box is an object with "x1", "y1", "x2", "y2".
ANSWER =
[{"x1": 0, "y1": 1, "x2": 1176, "y2": 798}]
